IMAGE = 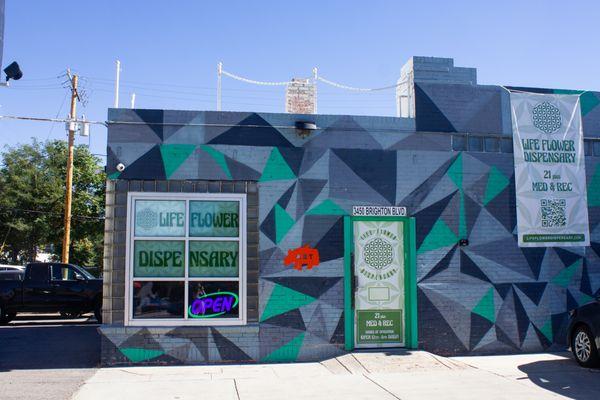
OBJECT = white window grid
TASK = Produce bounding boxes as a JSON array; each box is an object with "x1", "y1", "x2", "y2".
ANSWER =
[{"x1": 125, "y1": 192, "x2": 247, "y2": 326}]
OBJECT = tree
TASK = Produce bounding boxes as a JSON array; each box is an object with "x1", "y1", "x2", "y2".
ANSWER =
[{"x1": 0, "y1": 139, "x2": 105, "y2": 267}]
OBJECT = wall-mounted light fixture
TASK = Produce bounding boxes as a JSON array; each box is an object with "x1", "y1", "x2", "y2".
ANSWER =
[{"x1": 295, "y1": 121, "x2": 317, "y2": 138}]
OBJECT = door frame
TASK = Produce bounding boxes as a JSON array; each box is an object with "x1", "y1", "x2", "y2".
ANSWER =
[{"x1": 343, "y1": 215, "x2": 418, "y2": 351}]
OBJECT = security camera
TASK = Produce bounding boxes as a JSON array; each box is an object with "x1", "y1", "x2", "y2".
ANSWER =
[{"x1": 116, "y1": 163, "x2": 125, "y2": 172}]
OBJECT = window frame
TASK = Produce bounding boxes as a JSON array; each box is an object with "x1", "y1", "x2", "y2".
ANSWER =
[{"x1": 125, "y1": 192, "x2": 247, "y2": 327}]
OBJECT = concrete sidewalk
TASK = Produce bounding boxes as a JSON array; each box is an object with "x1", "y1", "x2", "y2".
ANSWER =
[{"x1": 72, "y1": 351, "x2": 600, "y2": 400}]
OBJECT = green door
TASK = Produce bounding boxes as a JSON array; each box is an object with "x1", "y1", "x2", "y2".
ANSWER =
[{"x1": 353, "y1": 219, "x2": 405, "y2": 348}]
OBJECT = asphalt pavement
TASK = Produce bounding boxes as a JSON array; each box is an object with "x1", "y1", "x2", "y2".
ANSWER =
[{"x1": 0, "y1": 313, "x2": 100, "y2": 400}]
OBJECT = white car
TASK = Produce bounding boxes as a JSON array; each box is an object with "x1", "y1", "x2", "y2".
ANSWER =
[{"x1": 0, "y1": 265, "x2": 25, "y2": 272}]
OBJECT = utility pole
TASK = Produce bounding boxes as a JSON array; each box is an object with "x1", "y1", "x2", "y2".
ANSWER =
[{"x1": 62, "y1": 71, "x2": 79, "y2": 264}]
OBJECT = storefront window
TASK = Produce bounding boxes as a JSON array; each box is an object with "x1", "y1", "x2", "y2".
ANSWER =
[{"x1": 127, "y1": 193, "x2": 246, "y2": 326}]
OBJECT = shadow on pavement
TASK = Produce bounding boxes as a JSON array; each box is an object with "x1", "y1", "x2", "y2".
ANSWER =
[
  {"x1": 518, "y1": 358, "x2": 600, "y2": 400},
  {"x1": 0, "y1": 318, "x2": 100, "y2": 371}
]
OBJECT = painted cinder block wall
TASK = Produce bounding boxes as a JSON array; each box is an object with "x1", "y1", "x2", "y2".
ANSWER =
[{"x1": 100, "y1": 103, "x2": 600, "y2": 365}]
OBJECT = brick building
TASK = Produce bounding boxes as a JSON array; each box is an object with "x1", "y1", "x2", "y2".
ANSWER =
[{"x1": 99, "y1": 57, "x2": 600, "y2": 366}]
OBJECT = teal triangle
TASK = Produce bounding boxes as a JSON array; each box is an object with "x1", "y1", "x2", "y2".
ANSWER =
[
  {"x1": 472, "y1": 287, "x2": 495, "y2": 323},
  {"x1": 159, "y1": 144, "x2": 196, "y2": 179},
  {"x1": 261, "y1": 332, "x2": 306, "y2": 362},
  {"x1": 539, "y1": 319, "x2": 553, "y2": 342},
  {"x1": 580, "y1": 91, "x2": 600, "y2": 116},
  {"x1": 305, "y1": 199, "x2": 347, "y2": 216},
  {"x1": 552, "y1": 259, "x2": 580, "y2": 288},
  {"x1": 483, "y1": 166, "x2": 509, "y2": 206},
  {"x1": 260, "y1": 284, "x2": 316, "y2": 322},
  {"x1": 200, "y1": 145, "x2": 232, "y2": 179},
  {"x1": 447, "y1": 153, "x2": 463, "y2": 189},
  {"x1": 275, "y1": 204, "x2": 295, "y2": 244},
  {"x1": 588, "y1": 165, "x2": 600, "y2": 207},
  {"x1": 260, "y1": 148, "x2": 296, "y2": 182},
  {"x1": 120, "y1": 347, "x2": 165, "y2": 363},
  {"x1": 108, "y1": 171, "x2": 121, "y2": 180},
  {"x1": 418, "y1": 219, "x2": 457, "y2": 254}
]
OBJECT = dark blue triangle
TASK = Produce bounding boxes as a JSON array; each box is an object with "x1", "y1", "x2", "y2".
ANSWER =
[
  {"x1": 554, "y1": 248, "x2": 581, "y2": 268},
  {"x1": 418, "y1": 288, "x2": 467, "y2": 354},
  {"x1": 119, "y1": 145, "x2": 166, "y2": 180},
  {"x1": 208, "y1": 113, "x2": 293, "y2": 147},
  {"x1": 400, "y1": 154, "x2": 459, "y2": 208},
  {"x1": 460, "y1": 250, "x2": 490, "y2": 283},
  {"x1": 332, "y1": 148, "x2": 397, "y2": 205},
  {"x1": 314, "y1": 217, "x2": 345, "y2": 262},
  {"x1": 567, "y1": 290, "x2": 579, "y2": 311},
  {"x1": 521, "y1": 247, "x2": 546, "y2": 280},
  {"x1": 514, "y1": 282, "x2": 547, "y2": 305},
  {"x1": 469, "y1": 312, "x2": 493, "y2": 350},
  {"x1": 134, "y1": 109, "x2": 164, "y2": 141},
  {"x1": 513, "y1": 291, "x2": 530, "y2": 346},
  {"x1": 278, "y1": 147, "x2": 304, "y2": 177},
  {"x1": 259, "y1": 207, "x2": 276, "y2": 244},
  {"x1": 278, "y1": 182, "x2": 296, "y2": 209},
  {"x1": 420, "y1": 245, "x2": 458, "y2": 282},
  {"x1": 484, "y1": 175, "x2": 516, "y2": 233},
  {"x1": 413, "y1": 191, "x2": 456, "y2": 250},
  {"x1": 414, "y1": 83, "x2": 457, "y2": 132},
  {"x1": 210, "y1": 328, "x2": 253, "y2": 361},
  {"x1": 580, "y1": 260, "x2": 593, "y2": 296},
  {"x1": 494, "y1": 283, "x2": 512, "y2": 299},
  {"x1": 260, "y1": 308, "x2": 306, "y2": 331}
]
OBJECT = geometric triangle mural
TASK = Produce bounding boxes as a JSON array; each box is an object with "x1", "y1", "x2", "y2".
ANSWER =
[{"x1": 105, "y1": 108, "x2": 600, "y2": 364}]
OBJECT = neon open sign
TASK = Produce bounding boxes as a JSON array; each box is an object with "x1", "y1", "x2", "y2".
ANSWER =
[{"x1": 188, "y1": 291, "x2": 239, "y2": 318}]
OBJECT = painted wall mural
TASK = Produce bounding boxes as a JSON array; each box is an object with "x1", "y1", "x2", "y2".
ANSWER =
[{"x1": 101, "y1": 108, "x2": 600, "y2": 365}]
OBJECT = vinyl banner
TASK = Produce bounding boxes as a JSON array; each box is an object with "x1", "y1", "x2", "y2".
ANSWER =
[{"x1": 510, "y1": 92, "x2": 589, "y2": 247}]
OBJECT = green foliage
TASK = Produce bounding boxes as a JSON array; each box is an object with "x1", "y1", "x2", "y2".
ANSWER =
[{"x1": 0, "y1": 139, "x2": 105, "y2": 267}]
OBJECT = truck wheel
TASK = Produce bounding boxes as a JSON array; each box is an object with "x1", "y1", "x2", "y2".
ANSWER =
[
  {"x1": 572, "y1": 325, "x2": 600, "y2": 368},
  {"x1": 94, "y1": 304, "x2": 103, "y2": 324}
]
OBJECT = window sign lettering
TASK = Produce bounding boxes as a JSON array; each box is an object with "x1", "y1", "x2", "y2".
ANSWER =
[
  {"x1": 189, "y1": 241, "x2": 239, "y2": 277},
  {"x1": 128, "y1": 193, "x2": 246, "y2": 326},
  {"x1": 189, "y1": 201, "x2": 239, "y2": 237},
  {"x1": 189, "y1": 292, "x2": 239, "y2": 318},
  {"x1": 135, "y1": 200, "x2": 185, "y2": 237},
  {"x1": 188, "y1": 281, "x2": 239, "y2": 319},
  {"x1": 134, "y1": 240, "x2": 185, "y2": 277}
]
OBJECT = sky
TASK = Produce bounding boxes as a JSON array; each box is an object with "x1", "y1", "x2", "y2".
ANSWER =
[{"x1": 0, "y1": 0, "x2": 599, "y2": 158}]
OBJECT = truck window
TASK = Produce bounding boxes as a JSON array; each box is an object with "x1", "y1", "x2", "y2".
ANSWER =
[
  {"x1": 51, "y1": 265, "x2": 81, "y2": 281},
  {"x1": 26, "y1": 264, "x2": 49, "y2": 282}
]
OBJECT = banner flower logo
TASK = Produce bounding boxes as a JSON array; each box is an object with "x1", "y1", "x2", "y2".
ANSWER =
[{"x1": 532, "y1": 102, "x2": 561, "y2": 134}]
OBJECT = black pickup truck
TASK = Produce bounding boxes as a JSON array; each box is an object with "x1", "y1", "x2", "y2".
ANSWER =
[{"x1": 0, "y1": 262, "x2": 102, "y2": 324}]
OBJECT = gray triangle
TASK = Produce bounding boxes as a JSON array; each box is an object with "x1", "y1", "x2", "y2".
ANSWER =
[
  {"x1": 420, "y1": 286, "x2": 471, "y2": 349},
  {"x1": 468, "y1": 207, "x2": 514, "y2": 246},
  {"x1": 329, "y1": 151, "x2": 389, "y2": 204}
]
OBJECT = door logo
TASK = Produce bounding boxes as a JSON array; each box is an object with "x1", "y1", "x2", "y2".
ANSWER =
[{"x1": 358, "y1": 229, "x2": 399, "y2": 280}]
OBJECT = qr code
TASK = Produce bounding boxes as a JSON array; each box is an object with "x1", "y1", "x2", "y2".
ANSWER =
[{"x1": 541, "y1": 199, "x2": 566, "y2": 227}]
